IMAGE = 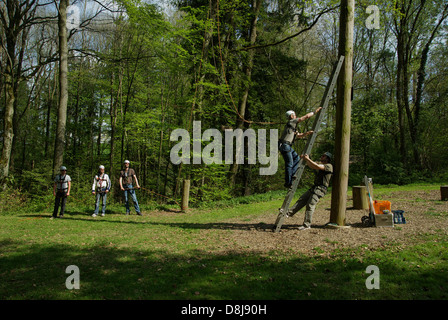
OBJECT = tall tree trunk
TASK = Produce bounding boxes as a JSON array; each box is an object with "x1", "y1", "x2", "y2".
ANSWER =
[
  {"x1": 242, "y1": 115, "x2": 252, "y2": 196},
  {"x1": 72, "y1": 75, "x2": 80, "y2": 165},
  {"x1": 45, "y1": 69, "x2": 57, "y2": 158},
  {"x1": 174, "y1": 0, "x2": 217, "y2": 197},
  {"x1": 97, "y1": 98, "x2": 103, "y2": 159},
  {"x1": 119, "y1": 42, "x2": 141, "y2": 165},
  {"x1": 9, "y1": 23, "x2": 29, "y2": 175},
  {"x1": 9, "y1": 89, "x2": 19, "y2": 174},
  {"x1": 0, "y1": 2, "x2": 19, "y2": 186},
  {"x1": 109, "y1": 71, "x2": 117, "y2": 178},
  {"x1": 53, "y1": 0, "x2": 69, "y2": 175},
  {"x1": 413, "y1": 4, "x2": 448, "y2": 168},
  {"x1": 88, "y1": 93, "x2": 95, "y2": 171},
  {"x1": 402, "y1": 52, "x2": 418, "y2": 165},
  {"x1": 0, "y1": 72, "x2": 16, "y2": 187},
  {"x1": 393, "y1": 0, "x2": 441, "y2": 169},
  {"x1": 228, "y1": 0, "x2": 262, "y2": 186},
  {"x1": 157, "y1": 81, "x2": 167, "y2": 193},
  {"x1": 329, "y1": 0, "x2": 354, "y2": 226},
  {"x1": 396, "y1": 29, "x2": 407, "y2": 166}
]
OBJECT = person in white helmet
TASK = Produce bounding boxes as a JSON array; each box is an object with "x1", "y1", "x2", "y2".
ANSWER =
[
  {"x1": 52, "y1": 166, "x2": 71, "y2": 219},
  {"x1": 92, "y1": 165, "x2": 111, "y2": 217},
  {"x1": 279, "y1": 107, "x2": 322, "y2": 188},
  {"x1": 119, "y1": 160, "x2": 142, "y2": 215}
]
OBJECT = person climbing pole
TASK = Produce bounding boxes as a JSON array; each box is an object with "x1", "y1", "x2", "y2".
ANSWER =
[
  {"x1": 286, "y1": 152, "x2": 333, "y2": 230},
  {"x1": 52, "y1": 166, "x2": 71, "y2": 219},
  {"x1": 279, "y1": 107, "x2": 322, "y2": 188},
  {"x1": 119, "y1": 160, "x2": 142, "y2": 216},
  {"x1": 92, "y1": 165, "x2": 111, "y2": 217}
]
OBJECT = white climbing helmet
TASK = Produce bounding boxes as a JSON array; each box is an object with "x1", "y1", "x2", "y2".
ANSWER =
[{"x1": 285, "y1": 110, "x2": 295, "y2": 120}]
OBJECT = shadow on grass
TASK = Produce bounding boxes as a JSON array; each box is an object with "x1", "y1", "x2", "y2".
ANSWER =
[
  {"x1": 16, "y1": 214, "x2": 280, "y2": 231},
  {"x1": 0, "y1": 238, "x2": 447, "y2": 300},
  {"x1": 17, "y1": 213, "x2": 368, "y2": 231}
]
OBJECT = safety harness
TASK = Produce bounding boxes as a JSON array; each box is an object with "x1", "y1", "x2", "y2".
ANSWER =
[
  {"x1": 56, "y1": 174, "x2": 68, "y2": 192},
  {"x1": 279, "y1": 120, "x2": 299, "y2": 145},
  {"x1": 95, "y1": 173, "x2": 109, "y2": 193},
  {"x1": 121, "y1": 168, "x2": 133, "y2": 185}
]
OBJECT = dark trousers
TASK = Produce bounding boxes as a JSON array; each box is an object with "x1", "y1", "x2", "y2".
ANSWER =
[
  {"x1": 279, "y1": 142, "x2": 300, "y2": 187},
  {"x1": 53, "y1": 191, "x2": 67, "y2": 217}
]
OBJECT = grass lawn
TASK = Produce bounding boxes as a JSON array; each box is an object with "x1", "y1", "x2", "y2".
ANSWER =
[{"x1": 0, "y1": 184, "x2": 447, "y2": 300}]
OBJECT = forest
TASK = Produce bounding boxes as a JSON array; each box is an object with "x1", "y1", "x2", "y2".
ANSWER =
[{"x1": 1, "y1": 0, "x2": 448, "y2": 210}]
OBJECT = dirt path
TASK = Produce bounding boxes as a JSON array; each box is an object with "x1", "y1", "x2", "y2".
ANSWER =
[{"x1": 214, "y1": 189, "x2": 448, "y2": 256}]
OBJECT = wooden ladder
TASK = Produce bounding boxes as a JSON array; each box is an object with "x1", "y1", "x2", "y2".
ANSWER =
[{"x1": 273, "y1": 55, "x2": 345, "y2": 233}]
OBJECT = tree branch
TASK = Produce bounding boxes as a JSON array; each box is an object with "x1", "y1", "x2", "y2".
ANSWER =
[{"x1": 237, "y1": 6, "x2": 339, "y2": 52}]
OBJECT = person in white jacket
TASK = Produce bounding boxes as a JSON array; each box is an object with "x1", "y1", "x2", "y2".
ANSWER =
[{"x1": 92, "y1": 165, "x2": 111, "y2": 217}]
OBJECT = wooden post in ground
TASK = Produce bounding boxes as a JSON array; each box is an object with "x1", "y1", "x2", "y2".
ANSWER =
[
  {"x1": 181, "y1": 179, "x2": 190, "y2": 211},
  {"x1": 329, "y1": 0, "x2": 355, "y2": 226},
  {"x1": 441, "y1": 186, "x2": 448, "y2": 201},
  {"x1": 352, "y1": 186, "x2": 368, "y2": 209}
]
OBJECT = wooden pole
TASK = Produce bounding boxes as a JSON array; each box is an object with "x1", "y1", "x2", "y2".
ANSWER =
[
  {"x1": 181, "y1": 179, "x2": 190, "y2": 211},
  {"x1": 352, "y1": 186, "x2": 369, "y2": 209},
  {"x1": 330, "y1": 0, "x2": 354, "y2": 226}
]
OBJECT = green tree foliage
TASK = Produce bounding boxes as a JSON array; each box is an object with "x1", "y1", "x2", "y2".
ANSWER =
[{"x1": 1, "y1": 0, "x2": 447, "y2": 210}]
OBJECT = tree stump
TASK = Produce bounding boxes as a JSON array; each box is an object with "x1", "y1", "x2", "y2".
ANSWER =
[
  {"x1": 441, "y1": 186, "x2": 448, "y2": 201},
  {"x1": 353, "y1": 186, "x2": 369, "y2": 209}
]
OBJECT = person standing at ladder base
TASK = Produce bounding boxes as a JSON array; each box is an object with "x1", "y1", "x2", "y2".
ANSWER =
[
  {"x1": 92, "y1": 165, "x2": 111, "y2": 217},
  {"x1": 52, "y1": 166, "x2": 71, "y2": 219},
  {"x1": 287, "y1": 152, "x2": 333, "y2": 230},
  {"x1": 279, "y1": 107, "x2": 322, "y2": 188},
  {"x1": 119, "y1": 160, "x2": 142, "y2": 216}
]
